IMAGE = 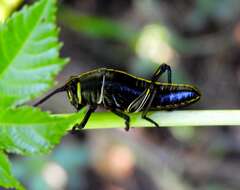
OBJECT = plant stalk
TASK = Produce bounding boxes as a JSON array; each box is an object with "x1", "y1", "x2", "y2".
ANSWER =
[{"x1": 55, "y1": 110, "x2": 240, "y2": 130}]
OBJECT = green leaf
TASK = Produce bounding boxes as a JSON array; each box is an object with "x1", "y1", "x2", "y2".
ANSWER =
[
  {"x1": 0, "y1": 106, "x2": 83, "y2": 155},
  {"x1": 0, "y1": 152, "x2": 24, "y2": 190},
  {"x1": 0, "y1": 0, "x2": 68, "y2": 108},
  {"x1": 0, "y1": 0, "x2": 76, "y2": 189}
]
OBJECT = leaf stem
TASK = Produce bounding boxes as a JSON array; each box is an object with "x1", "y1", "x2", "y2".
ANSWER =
[{"x1": 54, "y1": 110, "x2": 240, "y2": 130}]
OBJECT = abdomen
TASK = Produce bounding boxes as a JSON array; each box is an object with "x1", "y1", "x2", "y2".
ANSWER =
[
  {"x1": 152, "y1": 84, "x2": 201, "y2": 110},
  {"x1": 104, "y1": 80, "x2": 147, "y2": 110},
  {"x1": 103, "y1": 70, "x2": 200, "y2": 111}
]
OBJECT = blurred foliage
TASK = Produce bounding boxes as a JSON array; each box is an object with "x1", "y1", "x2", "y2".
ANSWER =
[
  {"x1": 0, "y1": 152, "x2": 23, "y2": 190},
  {"x1": 189, "y1": 0, "x2": 239, "y2": 26},
  {"x1": 0, "y1": 0, "x2": 23, "y2": 22},
  {"x1": 59, "y1": 7, "x2": 136, "y2": 45},
  {"x1": 170, "y1": 127, "x2": 195, "y2": 142},
  {"x1": 12, "y1": 143, "x2": 89, "y2": 190}
]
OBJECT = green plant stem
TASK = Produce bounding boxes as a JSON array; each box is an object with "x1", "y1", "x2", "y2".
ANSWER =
[{"x1": 55, "y1": 110, "x2": 240, "y2": 130}]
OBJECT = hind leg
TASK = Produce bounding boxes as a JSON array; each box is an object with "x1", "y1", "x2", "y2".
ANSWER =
[
  {"x1": 151, "y1": 63, "x2": 172, "y2": 83},
  {"x1": 127, "y1": 64, "x2": 172, "y2": 113},
  {"x1": 140, "y1": 64, "x2": 172, "y2": 127},
  {"x1": 141, "y1": 89, "x2": 160, "y2": 127}
]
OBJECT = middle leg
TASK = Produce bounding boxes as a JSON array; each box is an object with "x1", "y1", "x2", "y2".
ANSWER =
[{"x1": 111, "y1": 109, "x2": 130, "y2": 131}]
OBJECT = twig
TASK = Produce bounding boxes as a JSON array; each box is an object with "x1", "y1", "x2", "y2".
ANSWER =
[{"x1": 55, "y1": 110, "x2": 240, "y2": 129}]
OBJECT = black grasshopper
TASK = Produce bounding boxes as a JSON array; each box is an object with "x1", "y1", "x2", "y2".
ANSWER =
[{"x1": 34, "y1": 64, "x2": 201, "y2": 131}]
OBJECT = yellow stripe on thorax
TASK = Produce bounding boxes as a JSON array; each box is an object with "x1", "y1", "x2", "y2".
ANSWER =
[
  {"x1": 77, "y1": 82, "x2": 82, "y2": 103},
  {"x1": 67, "y1": 90, "x2": 73, "y2": 102}
]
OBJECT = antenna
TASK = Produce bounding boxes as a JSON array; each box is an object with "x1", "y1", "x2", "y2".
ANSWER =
[{"x1": 33, "y1": 85, "x2": 67, "y2": 107}]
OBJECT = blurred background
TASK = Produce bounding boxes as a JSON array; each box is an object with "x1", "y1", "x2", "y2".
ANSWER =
[{"x1": 1, "y1": 0, "x2": 240, "y2": 189}]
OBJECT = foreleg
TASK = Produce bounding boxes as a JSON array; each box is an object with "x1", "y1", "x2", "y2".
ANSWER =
[{"x1": 71, "y1": 105, "x2": 97, "y2": 133}]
